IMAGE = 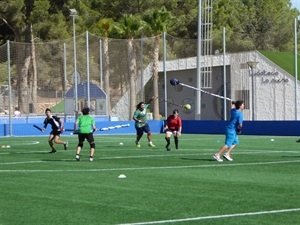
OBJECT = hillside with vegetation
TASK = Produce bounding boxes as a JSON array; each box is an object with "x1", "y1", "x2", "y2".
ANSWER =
[
  {"x1": 0, "y1": 0, "x2": 299, "y2": 116},
  {"x1": 260, "y1": 51, "x2": 300, "y2": 79}
]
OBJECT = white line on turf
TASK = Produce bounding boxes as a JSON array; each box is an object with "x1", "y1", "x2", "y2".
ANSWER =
[
  {"x1": 99, "y1": 150, "x2": 300, "y2": 159},
  {"x1": 0, "y1": 148, "x2": 299, "y2": 162},
  {"x1": 0, "y1": 148, "x2": 298, "y2": 161},
  {"x1": 3, "y1": 141, "x2": 40, "y2": 146},
  {"x1": 1, "y1": 148, "x2": 297, "y2": 156},
  {"x1": 0, "y1": 160, "x2": 299, "y2": 172},
  {"x1": 117, "y1": 208, "x2": 300, "y2": 225},
  {"x1": 0, "y1": 150, "x2": 48, "y2": 155},
  {"x1": 0, "y1": 161, "x2": 46, "y2": 165}
]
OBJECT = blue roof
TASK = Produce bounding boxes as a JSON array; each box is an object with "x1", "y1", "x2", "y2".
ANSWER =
[{"x1": 65, "y1": 82, "x2": 106, "y2": 98}]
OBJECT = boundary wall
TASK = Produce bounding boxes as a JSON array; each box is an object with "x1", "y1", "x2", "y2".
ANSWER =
[
  {"x1": 182, "y1": 121, "x2": 300, "y2": 136},
  {"x1": 0, "y1": 120, "x2": 299, "y2": 137}
]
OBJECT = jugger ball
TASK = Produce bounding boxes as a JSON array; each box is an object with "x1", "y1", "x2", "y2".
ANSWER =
[
  {"x1": 170, "y1": 78, "x2": 180, "y2": 86},
  {"x1": 183, "y1": 104, "x2": 191, "y2": 110}
]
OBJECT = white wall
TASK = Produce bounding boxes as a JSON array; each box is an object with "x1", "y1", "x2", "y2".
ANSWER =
[{"x1": 113, "y1": 51, "x2": 300, "y2": 121}]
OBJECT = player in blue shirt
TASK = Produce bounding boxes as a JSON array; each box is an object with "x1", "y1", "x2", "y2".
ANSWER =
[{"x1": 213, "y1": 100, "x2": 244, "y2": 162}]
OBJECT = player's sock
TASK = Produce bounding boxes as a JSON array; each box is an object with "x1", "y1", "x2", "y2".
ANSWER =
[
  {"x1": 165, "y1": 137, "x2": 170, "y2": 147},
  {"x1": 165, "y1": 137, "x2": 171, "y2": 150},
  {"x1": 174, "y1": 136, "x2": 178, "y2": 149}
]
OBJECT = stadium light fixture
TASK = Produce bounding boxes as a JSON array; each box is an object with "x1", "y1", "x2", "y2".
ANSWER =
[{"x1": 69, "y1": 9, "x2": 77, "y2": 15}]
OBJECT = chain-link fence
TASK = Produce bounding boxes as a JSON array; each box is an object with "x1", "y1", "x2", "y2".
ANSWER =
[{"x1": 0, "y1": 30, "x2": 299, "y2": 127}]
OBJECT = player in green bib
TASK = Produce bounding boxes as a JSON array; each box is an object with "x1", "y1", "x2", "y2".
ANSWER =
[
  {"x1": 74, "y1": 107, "x2": 97, "y2": 162},
  {"x1": 133, "y1": 97, "x2": 156, "y2": 148}
]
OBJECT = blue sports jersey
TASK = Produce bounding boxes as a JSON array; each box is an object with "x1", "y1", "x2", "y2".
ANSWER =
[{"x1": 226, "y1": 108, "x2": 243, "y2": 131}]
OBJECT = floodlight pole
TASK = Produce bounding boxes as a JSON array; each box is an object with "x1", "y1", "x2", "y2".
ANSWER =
[
  {"x1": 294, "y1": 18, "x2": 298, "y2": 120},
  {"x1": 196, "y1": 0, "x2": 202, "y2": 120},
  {"x1": 70, "y1": 9, "x2": 78, "y2": 119},
  {"x1": 247, "y1": 61, "x2": 258, "y2": 121}
]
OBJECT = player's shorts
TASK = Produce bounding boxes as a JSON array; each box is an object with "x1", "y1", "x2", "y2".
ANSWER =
[
  {"x1": 136, "y1": 123, "x2": 151, "y2": 136},
  {"x1": 166, "y1": 128, "x2": 179, "y2": 134},
  {"x1": 78, "y1": 133, "x2": 94, "y2": 143},
  {"x1": 225, "y1": 128, "x2": 239, "y2": 148},
  {"x1": 51, "y1": 130, "x2": 62, "y2": 136}
]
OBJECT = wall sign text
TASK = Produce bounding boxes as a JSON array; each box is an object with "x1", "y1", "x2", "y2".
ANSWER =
[{"x1": 253, "y1": 70, "x2": 289, "y2": 84}]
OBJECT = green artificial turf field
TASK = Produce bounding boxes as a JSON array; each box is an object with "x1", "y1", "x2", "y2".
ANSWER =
[{"x1": 0, "y1": 134, "x2": 299, "y2": 225}]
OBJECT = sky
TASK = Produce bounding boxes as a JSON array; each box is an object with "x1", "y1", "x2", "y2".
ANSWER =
[
  {"x1": 290, "y1": 0, "x2": 300, "y2": 19},
  {"x1": 291, "y1": 0, "x2": 300, "y2": 10}
]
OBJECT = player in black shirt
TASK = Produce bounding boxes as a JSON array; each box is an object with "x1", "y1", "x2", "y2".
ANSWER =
[{"x1": 42, "y1": 108, "x2": 68, "y2": 153}]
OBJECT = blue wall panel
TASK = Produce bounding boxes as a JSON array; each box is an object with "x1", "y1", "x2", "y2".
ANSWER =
[
  {"x1": 1, "y1": 120, "x2": 299, "y2": 137},
  {"x1": 7, "y1": 120, "x2": 163, "y2": 137},
  {"x1": 242, "y1": 121, "x2": 300, "y2": 136},
  {"x1": 182, "y1": 120, "x2": 300, "y2": 136}
]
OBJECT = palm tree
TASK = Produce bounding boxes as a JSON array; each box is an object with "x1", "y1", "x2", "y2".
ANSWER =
[
  {"x1": 95, "y1": 18, "x2": 114, "y2": 115},
  {"x1": 114, "y1": 14, "x2": 143, "y2": 119},
  {"x1": 142, "y1": 7, "x2": 173, "y2": 120}
]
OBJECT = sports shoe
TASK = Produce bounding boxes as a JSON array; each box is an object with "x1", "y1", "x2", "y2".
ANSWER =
[
  {"x1": 296, "y1": 139, "x2": 300, "y2": 143},
  {"x1": 75, "y1": 154, "x2": 80, "y2": 161},
  {"x1": 49, "y1": 149, "x2": 56, "y2": 153},
  {"x1": 135, "y1": 141, "x2": 141, "y2": 148},
  {"x1": 148, "y1": 143, "x2": 156, "y2": 147},
  {"x1": 223, "y1": 154, "x2": 233, "y2": 161},
  {"x1": 89, "y1": 157, "x2": 93, "y2": 162},
  {"x1": 64, "y1": 141, "x2": 68, "y2": 150},
  {"x1": 213, "y1": 154, "x2": 223, "y2": 162}
]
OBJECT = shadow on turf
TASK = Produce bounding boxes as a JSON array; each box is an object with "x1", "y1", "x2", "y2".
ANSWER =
[
  {"x1": 281, "y1": 155, "x2": 300, "y2": 158},
  {"x1": 10, "y1": 152, "x2": 51, "y2": 155},
  {"x1": 41, "y1": 159, "x2": 76, "y2": 162}
]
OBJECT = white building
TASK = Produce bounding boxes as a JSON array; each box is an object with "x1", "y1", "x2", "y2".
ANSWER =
[{"x1": 113, "y1": 51, "x2": 300, "y2": 121}]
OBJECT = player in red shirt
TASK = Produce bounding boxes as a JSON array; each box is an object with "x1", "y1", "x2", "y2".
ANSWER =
[{"x1": 164, "y1": 109, "x2": 182, "y2": 151}]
